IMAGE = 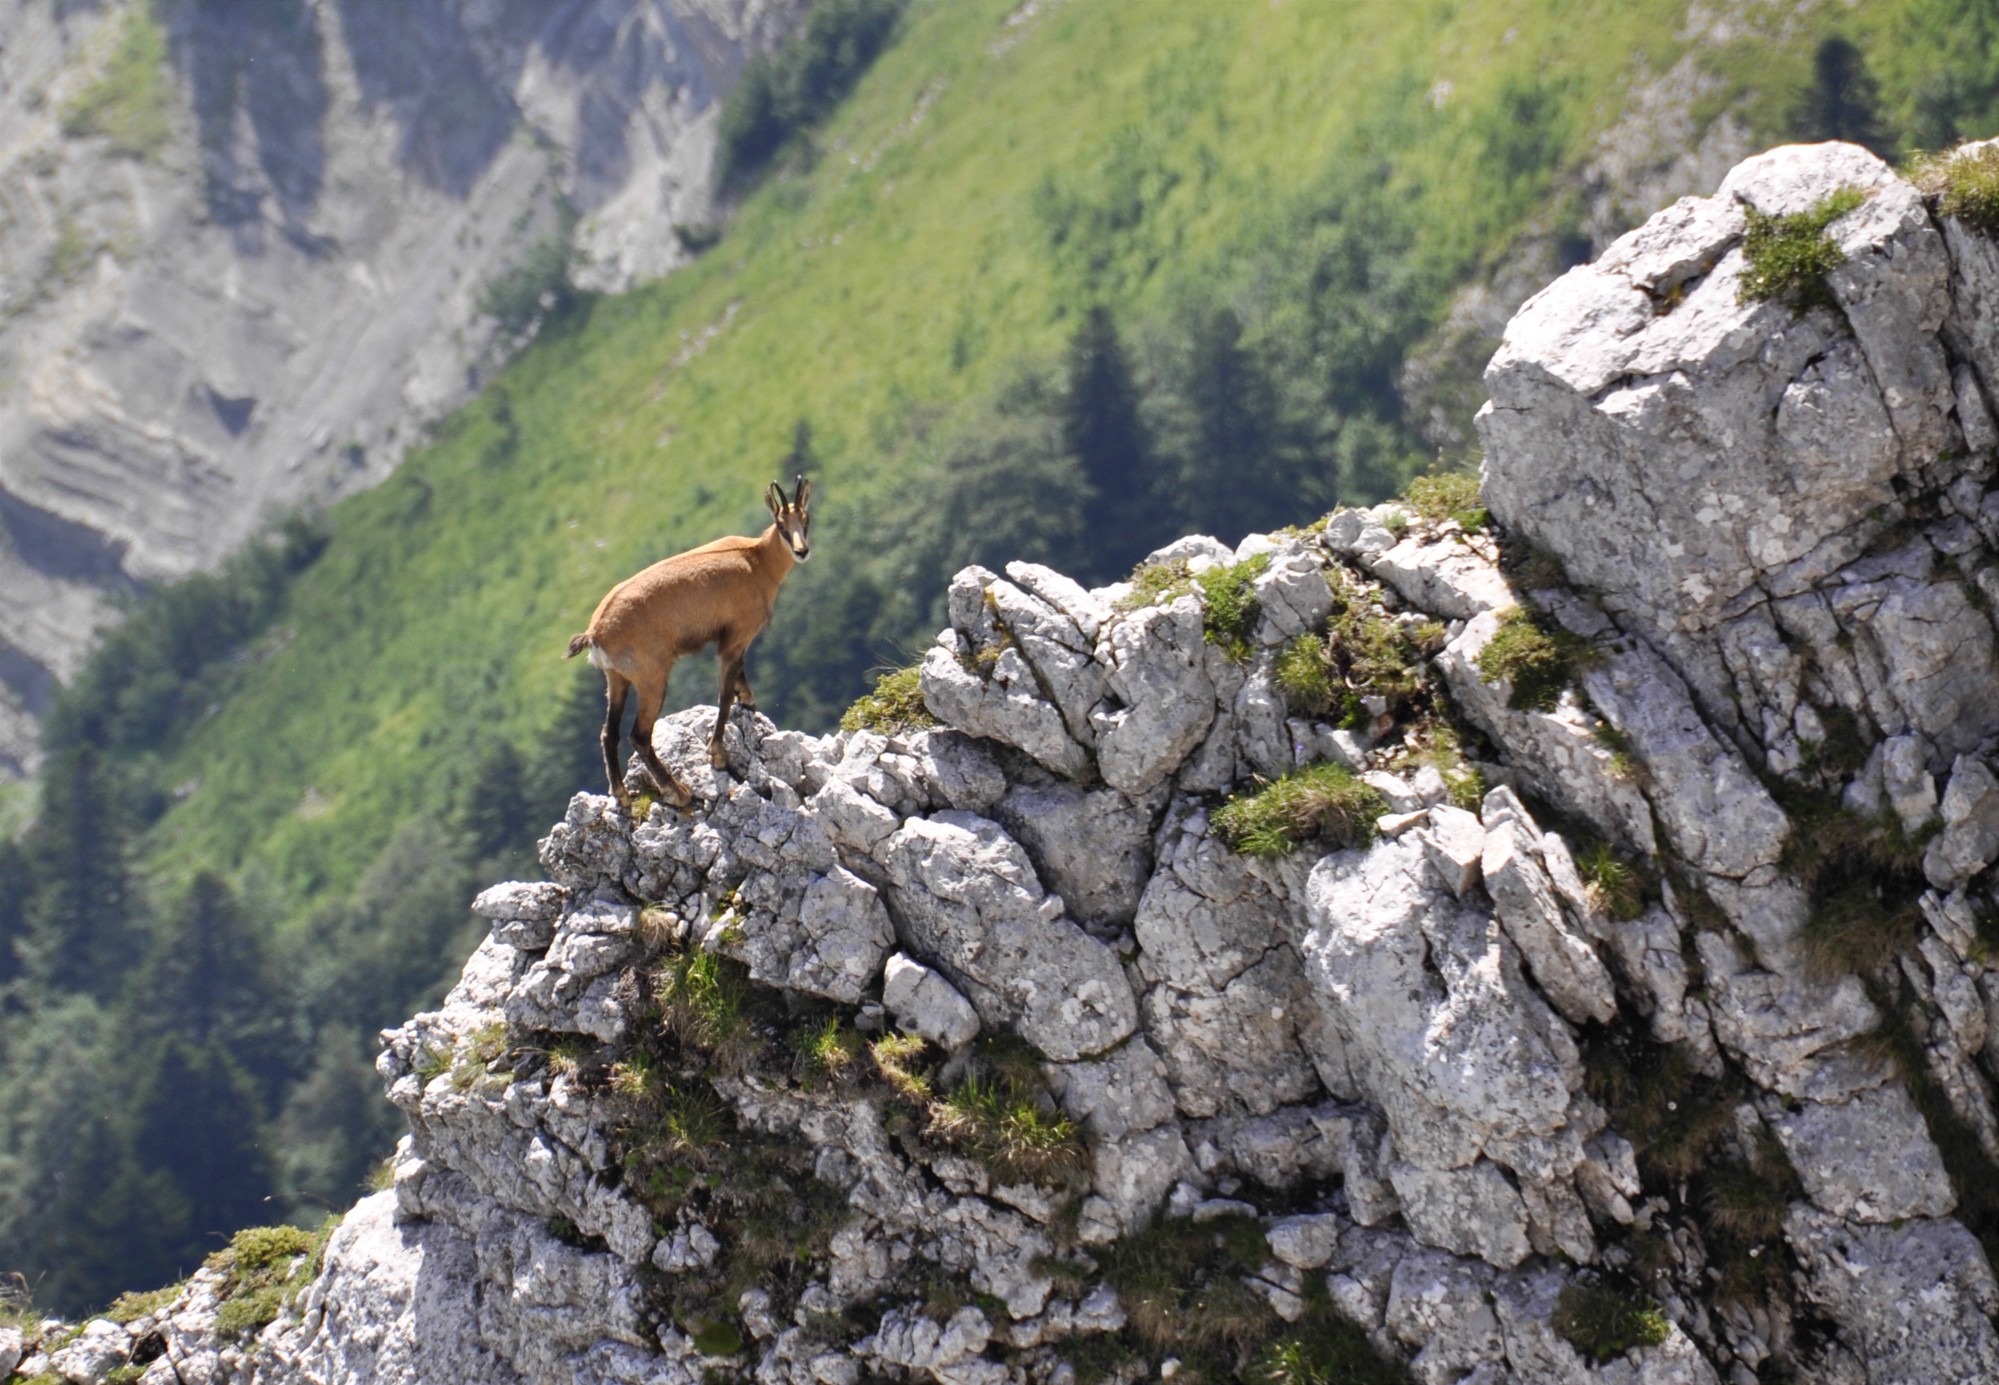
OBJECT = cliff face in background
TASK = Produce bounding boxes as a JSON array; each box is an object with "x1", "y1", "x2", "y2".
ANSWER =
[
  {"x1": 0, "y1": 0, "x2": 799, "y2": 775},
  {"x1": 17, "y1": 139, "x2": 1999, "y2": 1385}
]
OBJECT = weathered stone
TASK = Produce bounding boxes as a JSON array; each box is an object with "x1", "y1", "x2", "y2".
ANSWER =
[
  {"x1": 1479, "y1": 790, "x2": 1616, "y2": 1025},
  {"x1": 1265, "y1": 1214, "x2": 1344, "y2": 1270},
  {"x1": 881, "y1": 953, "x2": 981, "y2": 1050},
  {"x1": 1417, "y1": 805, "x2": 1485, "y2": 898},
  {"x1": 726, "y1": 866, "x2": 893, "y2": 1005},
  {"x1": 878, "y1": 812, "x2": 1136, "y2": 1061},
  {"x1": 1386, "y1": 1161, "x2": 1532, "y2": 1270},
  {"x1": 1092, "y1": 596, "x2": 1217, "y2": 795},
  {"x1": 1787, "y1": 1207, "x2": 1999, "y2": 1384},
  {"x1": 1925, "y1": 755, "x2": 1999, "y2": 891},
  {"x1": 995, "y1": 780, "x2": 1156, "y2": 931},
  {"x1": 1767, "y1": 1084, "x2": 1954, "y2": 1223}
]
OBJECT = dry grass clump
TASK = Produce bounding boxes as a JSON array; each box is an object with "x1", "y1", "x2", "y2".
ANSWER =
[{"x1": 1915, "y1": 142, "x2": 1999, "y2": 235}]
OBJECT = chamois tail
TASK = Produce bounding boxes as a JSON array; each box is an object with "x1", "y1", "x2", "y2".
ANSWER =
[{"x1": 565, "y1": 632, "x2": 593, "y2": 659}]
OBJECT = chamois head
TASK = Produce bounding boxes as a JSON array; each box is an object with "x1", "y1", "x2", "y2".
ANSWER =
[{"x1": 767, "y1": 475, "x2": 812, "y2": 562}]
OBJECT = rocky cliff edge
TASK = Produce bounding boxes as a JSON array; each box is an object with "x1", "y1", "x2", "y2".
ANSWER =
[{"x1": 18, "y1": 139, "x2": 1999, "y2": 1385}]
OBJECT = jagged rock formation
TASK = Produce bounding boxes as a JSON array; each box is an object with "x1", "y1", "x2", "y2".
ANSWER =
[
  {"x1": 0, "y1": 0, "x2": 798, "y2": 774},
  {"x1": 25, "y1": 139, "x2": 1999, "y2": 1385}
]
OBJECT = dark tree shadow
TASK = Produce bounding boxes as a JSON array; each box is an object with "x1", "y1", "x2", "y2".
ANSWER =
[
  {"x1": 333, "y1": 0, "x2": 515, "y2": 198},
  {"x1": 157, "y1": 0, "x2": 330, "y2": 237}
]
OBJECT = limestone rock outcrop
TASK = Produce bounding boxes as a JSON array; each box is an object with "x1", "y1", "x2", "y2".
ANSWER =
[{"x1": 25, "y1": 139, "x2": 1999, "y2": 1385}]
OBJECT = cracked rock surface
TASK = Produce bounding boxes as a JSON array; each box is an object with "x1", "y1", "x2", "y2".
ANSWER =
[{"x1": 37, "y1": 140, "x2": 1999, "y2": 1385}]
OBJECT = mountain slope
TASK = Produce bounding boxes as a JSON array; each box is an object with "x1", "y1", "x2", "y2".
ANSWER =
[
  {"x1": 11, "y1": 0, "x2": 1999, "y2": 1314},
  {"x1": 0, "y1": 0, "x2": 799, "y2": 775}
]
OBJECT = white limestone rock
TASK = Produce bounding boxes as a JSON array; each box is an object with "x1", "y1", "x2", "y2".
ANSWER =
[
  {"x1": 1252, "y1": 548, "x2": 1335, "y2": 642},
  {"x1": 1925, "y1": 755, "x2": 1999, "y2": 891},
  {"x1": 881, "y1": 953, "x2": 981, "y2": 1050},
  {"x1": 1386, "y1": 1161, "x2": 1532, "y2": 1270},
  {"x1": 1370, "y1": 534, "x2": 1516, "y2": 620},
  {"x1": 1092, "y1": 596, "x2": 1218, "y2": 794},
  {"x1": 1479, "y1": 788, "x2": 1616, "y2": 1026},
  {"x1": 877, "y1": 812, "x2": 1137, "y2": 1061},
  {"x1": 1786, "y1": 1207, "x2": 1999, "y2": 1384},
  {"x1": 1766, "y1": 1085, "x2": 1955, "y2": 1223},
  {"x1": 724, "y1": 865, "x2": 893, "y2": 1006},
  {"x1": 995, "y1": 779, "x2": 1158, "y2": 931}
]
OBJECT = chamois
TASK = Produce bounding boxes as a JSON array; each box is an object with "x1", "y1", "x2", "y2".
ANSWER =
[{"x1": 565, "y1": 476, "x2": 812, "y2": 809}]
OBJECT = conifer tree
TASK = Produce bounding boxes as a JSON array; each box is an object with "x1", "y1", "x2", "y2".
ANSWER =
[{"x1": 19, "y1": 746, "x2": 137, "y2": 998}]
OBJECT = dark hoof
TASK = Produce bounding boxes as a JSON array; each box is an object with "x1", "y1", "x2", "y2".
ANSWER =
[{"x1": 708, "y1": 741, "x2": 730, "y2": 771}]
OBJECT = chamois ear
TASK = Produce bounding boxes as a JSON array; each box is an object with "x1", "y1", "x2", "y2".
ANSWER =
[
  {"x1": 766, "y1": 481, "x2": 785, "y2": 516},
  {"x1": 794, "y1": 474, "x2": 812, "y2": 511}
]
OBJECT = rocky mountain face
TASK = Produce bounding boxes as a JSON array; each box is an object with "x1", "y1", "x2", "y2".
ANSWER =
[
  {"x1": 19, "y1": 138, "x2": 1999, "y2": 1384},
  {"x1": 0, "y1": 0, "x2": 798, "y2": 775}
]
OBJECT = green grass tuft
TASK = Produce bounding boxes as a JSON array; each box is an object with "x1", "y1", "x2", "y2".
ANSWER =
[
  {"x1": 1212, "y1": 763, "x2": 1386, "y2": 858},
  {"x1": 654, "y1": 948, "x2": 756, "y2": 1070},
  {"x1": 1476, "y1": 609, "x2": 1592, "y2": 713},
  {"x1": 929, "y1": 1074, "x2": 1086, "y2": 1184},
  {"x1": 1403, "y1": 470, "x2": 1487, "y2": 530},
  {"x1": 62, "y1": 7, "x2": 174, "y2": 160},
  {"x1": 1197, "y1": 553, "x2": 1272, "y2": 659},
  {"x1": 206, "y1": 1217, "x2": 340, "y2": 1340},
  {"x1": 1117, "y1": 558, "x2": 1196, "y2": 613},
  {"x1": 1575, "y1": 841, "x2": 1646, "y2": 921},
  {"x1": 1918, "y1": 143, "x2": 1999, "y2": 236},
  {"x1": 1737, "y1": 186, "x2": 1867, "y2": 313},
  {"x1": 839, "y1": 663, "x2": 935, "y2": 735},
  {"x1": 1551, "y1": 1282, "x2": 1670, "y2": 1363},
  {"x1": 104, "y1": 1284, "x2": 180, "y2": 1324}
]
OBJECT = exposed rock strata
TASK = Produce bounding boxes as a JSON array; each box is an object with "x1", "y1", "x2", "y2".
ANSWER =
[
  {"x1": 0, "y1": 0, "x2": 800, "y2": 774},
  {"x1": 27, "y1": 140, "x2": 1999, "y2": 1385}
]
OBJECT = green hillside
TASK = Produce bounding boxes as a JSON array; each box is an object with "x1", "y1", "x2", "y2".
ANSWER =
[
  {"x1": 142, "y1": 0, "x2": 1691, "y2": 900},
  {"x1": 7, "y1": 0, "x2": 1999, "y2": 1314}
]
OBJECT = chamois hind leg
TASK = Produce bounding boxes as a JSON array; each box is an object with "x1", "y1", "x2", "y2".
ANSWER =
[
  {"x1": 600, "y1": 672, "x2": 632, "y2": 808},
  {"x1": 629, "y1": 672, "x2": 694, "y2": 808},
  {"x1": 731, "y1": 656, "x2": 756, "y2": 711},
  {"x1": 710, "y1": 641, "x2": 751, "y2": 770}
]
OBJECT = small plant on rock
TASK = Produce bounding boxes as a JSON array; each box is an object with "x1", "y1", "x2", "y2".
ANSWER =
[
  {"x1": 1575, "y1": 841, "x2": 1646, "y2": 921},
  {"x1": 1116, "y1": 558, "x2": 1196, "y2": 612},
  {"x1": 1213, "y1": 763, "x2": 1387, "y2": 858},
  {"x1": 929, "y1": 1074, "x2": 1086, "y2": 1186},
  {"x1": 793, "y1": 1016, "x2": 865, "y2": 1088},
  {"x1": 1551, "y1": 1281, "x2": 1670, "y2": 1363},
  {"x1": 654, "y1": 948, "x2": 756, "y2": 1069},
  {"x1": 1737, "y1": 186, "x2": 1867, "y2": 314},
  {"x1": 1477, "y1": 609, "x2": 1592, "y2": 713},
  {"x1": 207, "y1": 1218, "x2": 340, "y2": 1340},
  {"x1": 1403, "y1": 470, "x2": 1488, "y2": 531},
  {"x1": 1105, "y1": 1212, "x2": 1272, "y2": 1360},
  {"x1": 869, "y1": 1031, "x2": 934, "y2": 1102},
  {"x1": 1197, "y1": 554, "x2": 1272, "y2": 662},
  {"x1": 1916, "y1": 142, "x2": 1999, "y2": 236},
  {"x1": 1243, "y1": 1282, "x2": 1415, "y2": 1385},
  {"x1": 840, "y1": 663, "x2": 935, "y2": 735}
]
